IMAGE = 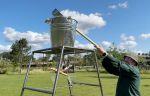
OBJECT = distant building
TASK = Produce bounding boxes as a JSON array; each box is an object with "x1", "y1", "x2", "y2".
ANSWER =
[{"x1": 138, "y1": 51, "x2": 150, "y2": 65}]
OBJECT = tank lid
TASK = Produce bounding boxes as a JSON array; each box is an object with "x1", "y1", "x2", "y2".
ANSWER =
[{"x1": 52, "y1": 9, "x2": 63, "y2": 17}]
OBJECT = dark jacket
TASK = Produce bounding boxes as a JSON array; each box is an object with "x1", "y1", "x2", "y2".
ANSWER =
[{"x1": 102, "y1": 55, "x2": 140, "y2": 96}]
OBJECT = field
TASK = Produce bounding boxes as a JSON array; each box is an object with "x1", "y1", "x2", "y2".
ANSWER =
[{"x1": 0, "y1": 70, "x2": 150, "y2": 96}]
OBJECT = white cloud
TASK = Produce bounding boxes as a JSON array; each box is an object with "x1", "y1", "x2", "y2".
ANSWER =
[
  {"x1": 3, "y1": 27, "x2": 50, "y2": 44},
  {"x1": 61, "y1": 9, "x2": 106, "y2": 34},
  {"x1": 101, "y1": 41, "x2": 113, "y2": 49},
  {"x1": 3, "y1": 27, "x2": 50, "y2": 50},
  {"x1": 118, "y1": 1, "x2": 128, "y2": 8},
  {"x1": 140, "y1": 33, "x2": 150, "y2": 39},
  {"x1": 119, "y1": 41, "x2": 137, "y2": 49},
  {"x1": 108, "y1": 5, "x2": 117, "y2": 9},
  {"x1": 120, "y1": 34, "x2": 135, "y2": 41},
  {"x1": 119, "y1": 34, "x2": 137, "y2": 49},
  {"x1": 74, "y1": 40, "x2": 94, "y2": 49},
  {"x1": 0, "y1": 44, "x2": 11, "y2": 53},
  {"x1": 29, "y1": 44, "x2": 43, "y2": 50},
  {"x1": 108, "y1": 1, "x2": 128, "y2": 9}
]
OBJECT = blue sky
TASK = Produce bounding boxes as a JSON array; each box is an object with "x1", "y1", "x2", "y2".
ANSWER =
[{"x1": 0, "y1": 0, "x2": 150, "y2": 53}]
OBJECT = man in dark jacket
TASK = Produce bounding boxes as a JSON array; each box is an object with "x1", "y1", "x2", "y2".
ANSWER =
[{"x1": 95, "y1": 45, "x2": 140, "y2": 96}]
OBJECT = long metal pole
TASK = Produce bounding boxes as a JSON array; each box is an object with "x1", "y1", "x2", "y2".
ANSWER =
[
  {"x1": 20, "y1": 53, "x2": 34, "y2": 96},
  {"x1": 67, "y1": 77, "x2": 73, "y2": 96},
  {"x1": 76, "y1": 30, "x2": 97, "y2": 46},
  {"x1": 52, "y1": 46, "x2": 65, "y2": 96},
  {"x1": 94, "y1": 51, "x2": 104, "y2": 96}
]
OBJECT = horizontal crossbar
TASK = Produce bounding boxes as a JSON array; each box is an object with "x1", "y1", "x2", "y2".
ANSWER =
[
  {"x1": 72, "y1": 81, "x2": 99, "y2": 87},
  {"x1": 24, "y1": 87, "x2": 53, "y2": 94}
]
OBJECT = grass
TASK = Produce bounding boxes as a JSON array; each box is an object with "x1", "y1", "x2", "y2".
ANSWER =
[{"x1": 0, "y1": 70, "x2": 150, "y2": 96}]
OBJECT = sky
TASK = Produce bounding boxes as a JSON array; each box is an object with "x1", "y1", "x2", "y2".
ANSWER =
[{"x1": 0, "y1": 0, "x2": 150, "y2": 54}]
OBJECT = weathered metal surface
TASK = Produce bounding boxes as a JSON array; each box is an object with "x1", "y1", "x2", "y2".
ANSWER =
[
  {"x1": 46, "y1": 9, "x2": 77, "y2": 47},
  {"x1": 50, "y1": 17, "x2": 77, "y2": 47}
]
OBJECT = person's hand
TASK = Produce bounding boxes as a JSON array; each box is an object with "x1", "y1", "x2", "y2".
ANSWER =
[{"x1": 95, "y1": 45, "x2": 106, "y2": 56}]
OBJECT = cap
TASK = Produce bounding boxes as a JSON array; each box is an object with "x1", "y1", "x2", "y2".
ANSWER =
[{"x1": 124, "y1": 53, "x2": 139, "y2": 65}]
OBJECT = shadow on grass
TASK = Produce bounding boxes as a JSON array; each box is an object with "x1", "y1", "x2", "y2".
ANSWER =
[
  {"x1": 84, "y1": 75, "x2": 150, "y2": 79},
  {"x1": 84, "y1": 75, "x2": 118, "y2": 79},
  {"x1": 141, "y1": 77, "x2": 150, "y2": 79},
  {"x1": 143, "y1": 85, "x2": 150, "y2": 87},
  {"x1": 87, "y1": 76, "x2": 150, "y2": 79}
]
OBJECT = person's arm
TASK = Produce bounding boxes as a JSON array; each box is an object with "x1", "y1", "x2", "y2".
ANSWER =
[
  {"x1": 95, "y1": 45, "x2": 120, "y2": 76},
  {"x1": 95, "y1": 45, "x2": 139, "y2": 77},
  {"x1": 102, "y1": 55, "x2": 120, "y2": 76},
  {"x1": 95, "y1": 45, "x2": 107, "y2": 56},
  {"x1": 103, "y1": 57, "x2": 140, "y2": 77}
]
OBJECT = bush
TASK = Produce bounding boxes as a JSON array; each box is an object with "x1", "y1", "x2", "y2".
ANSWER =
[
  {"x1": 0, "y1": 60, "x2": 8, "y2": 74},
  {"x1": 0, "y1": 68, "x2": 7, "y2": 74}
]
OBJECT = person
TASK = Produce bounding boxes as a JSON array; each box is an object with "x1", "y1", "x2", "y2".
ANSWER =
[
  {"x1": 62, "y1": 64, "x2": 74, "y2": 73},
  {"x1": 95, "y1": 45, "x2": 140, "y2": 96}
]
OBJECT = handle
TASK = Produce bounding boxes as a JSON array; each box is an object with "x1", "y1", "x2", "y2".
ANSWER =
[
  {"x1": 50, "y1": 68, "x2": 68, "y2": 76},
  {"x1": 76, "y1": 29, "x2": 98, "y2": 46}
]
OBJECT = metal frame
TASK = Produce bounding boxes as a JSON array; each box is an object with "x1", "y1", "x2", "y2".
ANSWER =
[{"x1": 20, "y1": 46, "x2": 103, "y2": 96}]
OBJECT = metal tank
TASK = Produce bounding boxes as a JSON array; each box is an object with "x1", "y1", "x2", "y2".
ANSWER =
[{"x1": 46, "y1": 9, "x2": 77, "y2": 47}]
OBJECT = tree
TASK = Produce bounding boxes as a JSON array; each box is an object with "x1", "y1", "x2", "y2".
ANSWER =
[
  {"x1": 0, "y1": 52, "x2": 13, "y2": 60},
  {"x1": 106, "y1": 43, "x2": 126, "y2": 60},
  {"x1": 10, "y1": 38, "x2": 31, "y2": 73},
  {"x1": 83, "y1": 52, "x2": 96, "y2": 66}
]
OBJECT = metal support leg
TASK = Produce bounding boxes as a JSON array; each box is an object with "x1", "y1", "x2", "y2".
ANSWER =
[
  {"x1": 20, "y1": 53, "x2": 34, "y2": 96},
  {"x1": 52, "y1": 46, "x2": 65, "y2": 96},
  {"x1": 94, "y1": 51, "x2": 104, "y2": 96},
  {"x1": 67, "y1": 76, "x2": 73, "y2": 96}
]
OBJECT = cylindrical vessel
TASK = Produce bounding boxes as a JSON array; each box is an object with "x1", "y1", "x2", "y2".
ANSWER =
[{"x1": 50, "y1": 17, "x2": 77, "y2": 47}]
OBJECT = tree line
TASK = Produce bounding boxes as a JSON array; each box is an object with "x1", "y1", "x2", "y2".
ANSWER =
[
  {"x1": 0, "y1": 38, "x2": 149, "y2": 74},
  {"x1": 0, "y1": 38, "x2": 31, "y2": 74}
]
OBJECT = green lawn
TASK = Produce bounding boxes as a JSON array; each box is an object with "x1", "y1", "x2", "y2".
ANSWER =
[{"x1": 0, "y1": 70, "x2": 150, "y2": 96}]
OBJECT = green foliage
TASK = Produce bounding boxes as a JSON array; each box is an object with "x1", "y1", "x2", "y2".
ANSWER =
[
  {"x1": 0, "y1": 60, "x2": 8, "y2": 74},
  {"x1": 10, "y1": 38, "x2": 31, "y2": 73},
  {"x1": 50, "y1": 61, "x2": 57, "y2": 67},
  {"x1": 10, "y1": 38, "x2": 31, "y2": 62},
  {"x1": 37, "y1": 56, "x2": 49, "y2": 62},
  {"x1": 0, "y1": 52, "x2": 13, "y2": 60},
  {"x1": 106, "y1": 43, "x2": 126, "y2": 60},
  {"x1": 83, "y1": 52, "x2": 97, "y2": 67},
  {"x1": 94, "y1": 43, "x2": 126, "y2": 66},
  {"x1": 138, "y1": 56, "x2": 146, "y2": 64}
]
